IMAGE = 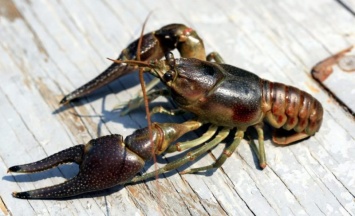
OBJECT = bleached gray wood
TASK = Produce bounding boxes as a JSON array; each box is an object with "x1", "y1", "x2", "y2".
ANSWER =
[
  {"x1": 0, "y1": 0, "x2": 354, "y2": 215},
  {"x1": 313, "y1": 47, "x2": 355, "y2": 113}
]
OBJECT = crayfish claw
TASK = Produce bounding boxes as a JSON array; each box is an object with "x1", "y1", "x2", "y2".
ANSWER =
[
  {"x1": 8, "y1": 145, "x2": 85, "y2": 173},
  {"x1": 11, "y1": 176, "x2": 87, "y2": 199},
  {"x1": 12, "y1": 191, "x2": 30, "y2": 199},
  {"x1": 9, "y1": 135, "x2": 145, "y2": 199},
  {"x1": 59, "y1": 63, "x2": 135, "y2": 104}
]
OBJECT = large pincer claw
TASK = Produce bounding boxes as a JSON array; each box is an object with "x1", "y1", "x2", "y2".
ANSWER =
[{"x1": 8, "y1": 135, "x2": 144, "y2": 199}]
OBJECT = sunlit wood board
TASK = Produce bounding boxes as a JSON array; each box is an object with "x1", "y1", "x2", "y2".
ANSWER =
[{"x1": 1, "y1": 0, "x2": 355, "y2": 215}]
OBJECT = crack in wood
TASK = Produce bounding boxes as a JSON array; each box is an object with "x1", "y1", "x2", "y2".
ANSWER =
[{"x1": 336, "y1": 0, "x2": 355, "y2": 16}]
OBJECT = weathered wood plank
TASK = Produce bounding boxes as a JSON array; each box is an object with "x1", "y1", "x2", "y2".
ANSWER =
[
  {"x1": 0, "y1": 0, "x2": 354, "y2": 215},
  {"x1": 339, "y1": 0, "x2": 355, "y2": 14}
]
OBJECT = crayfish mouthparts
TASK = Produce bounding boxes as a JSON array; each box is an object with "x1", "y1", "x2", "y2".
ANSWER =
[{"x1": 8, "y1": 121, "x2": 202, "y2": 199}]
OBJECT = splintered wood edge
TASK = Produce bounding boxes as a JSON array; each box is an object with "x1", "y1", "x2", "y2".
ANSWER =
[{"x1": 0, "y1": 196, "x2": 11, "y2": 216}]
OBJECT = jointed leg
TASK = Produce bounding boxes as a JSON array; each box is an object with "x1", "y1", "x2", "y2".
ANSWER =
[
  {"x1": 124, "y1": 128, "x2": 230, "y2": 184},
  {"x1": 166, "y1": 125, "x2": 219, "y2": 153},
  {"x1": 250, "y1": 123, "x2": 267, "y2": 169},
  {"x1": 272, "y1": 129, "x2": 309, "y2": 145},
  {"x1": 117, "y1": 89, "x2": 170, "y2": 115},
  {"x1": 207, "y1": 52, "x2": 225, "y2": 63},
  {"x1": 180, "y1": 130, "x2": 244, "y2": 174},
  {"x1": 151, "y1": 106, "x2": 186, "y2": 116},
  {"x1": 140, "y1": 78, "x2": 161, "y2": 95}
]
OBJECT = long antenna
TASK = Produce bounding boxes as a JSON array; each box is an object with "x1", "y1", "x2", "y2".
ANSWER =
[
  {"x1": 137, "y1": 14, "x2": 153, "y2": 160},
  {"x1": 136, "y1": 13, "x2": 162, "y2": 205},
  {"x1": 106, "y1": 58, "x2": 151, "y2": 67},
  {"x1": 136, "y1": 12, "x2": 156, "y2": 159}
]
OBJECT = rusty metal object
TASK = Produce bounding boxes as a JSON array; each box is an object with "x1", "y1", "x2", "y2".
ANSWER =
[
  {"x1": 338, "y1": 55, "x2": 355, "y2": 72},
  {"x1": 312, "y1": 45, "x2": 355, "y2": 114},
  {"x1": 312, "y1": 46, "x2": 353, "y2": 82}
]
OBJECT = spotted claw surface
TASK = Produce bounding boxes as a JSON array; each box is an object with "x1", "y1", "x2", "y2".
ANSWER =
[{"x1": 9, "y1": 135, "x2": 144, "y2": 199}]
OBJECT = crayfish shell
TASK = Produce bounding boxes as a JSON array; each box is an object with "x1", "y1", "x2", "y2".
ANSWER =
[{"x1": 10, "y1": 135, "x2": 145, "y2": 199}]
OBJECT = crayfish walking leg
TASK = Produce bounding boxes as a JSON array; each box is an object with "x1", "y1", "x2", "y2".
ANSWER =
[
  {"x1": 125, "y1": 127, "x2": 231, "y2": 183},
  {"x1": 180, "y1": 130, "x2": 245, "y2": 174}
]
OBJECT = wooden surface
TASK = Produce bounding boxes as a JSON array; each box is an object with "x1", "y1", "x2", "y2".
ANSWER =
[{"x1": 1, "y1": 0, "x2": 355, "y2": 215}]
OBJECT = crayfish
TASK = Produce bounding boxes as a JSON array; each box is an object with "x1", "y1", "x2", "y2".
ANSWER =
[{"x1": 8, "y1": 24, "x2": 323, "y2": 199}]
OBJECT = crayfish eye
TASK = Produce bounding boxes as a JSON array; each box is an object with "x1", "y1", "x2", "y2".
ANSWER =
[{"x1": 163, "y1": 70, "x2": 175, "y2": 82}]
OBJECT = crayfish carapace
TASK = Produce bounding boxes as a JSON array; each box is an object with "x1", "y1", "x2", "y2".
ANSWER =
[{"x1": 8, "y1": 24, "x2": 323, "y2": 199}]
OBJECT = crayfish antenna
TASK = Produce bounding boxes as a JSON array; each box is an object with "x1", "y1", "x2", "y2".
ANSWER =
[
  {"x1": 107, "y1": 58, "x2": 152, "y2": 68},
  {"x1": 136, "y1": 13, "x2": 162, "y2": 207}
]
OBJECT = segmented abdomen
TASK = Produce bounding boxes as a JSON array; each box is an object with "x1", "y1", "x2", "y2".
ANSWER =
[{"x1": 261, "y1": 80, "x2": 323, "y2": 135}]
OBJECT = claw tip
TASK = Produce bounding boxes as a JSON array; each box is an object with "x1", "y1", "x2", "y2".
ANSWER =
[
  {"x1": 59, "y1": 97, "x2": 68, "y2": 105},
  {"x1": 12, "y1": 191, "x2": 31, "y2": 199},
  {"x1": 8, "y1": 166, "x2": 21, "y2": 173}
]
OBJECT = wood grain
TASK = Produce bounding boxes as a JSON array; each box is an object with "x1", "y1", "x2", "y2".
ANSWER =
[{"x1": 1, "y1": 0, "x2": 354, "y2": 215}]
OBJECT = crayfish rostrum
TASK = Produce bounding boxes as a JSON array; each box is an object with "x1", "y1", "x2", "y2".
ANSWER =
[{"x1": 8, "y1": 23, "x2": 323, "y2": 199}]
